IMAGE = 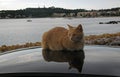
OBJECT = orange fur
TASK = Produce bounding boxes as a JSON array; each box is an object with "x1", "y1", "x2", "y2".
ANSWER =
[{"x1": 41, "y1": 24, "x2": 84, "y2": 51}]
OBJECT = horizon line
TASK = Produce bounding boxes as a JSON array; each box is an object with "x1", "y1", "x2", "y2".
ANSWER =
[{"x1": 0, "y1": 6, "x2": 120, "y2": 11}]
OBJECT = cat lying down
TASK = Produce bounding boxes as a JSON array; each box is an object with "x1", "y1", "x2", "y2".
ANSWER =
[{"x1": 41, "y1": 24, "x2": 84, "y2": 51}]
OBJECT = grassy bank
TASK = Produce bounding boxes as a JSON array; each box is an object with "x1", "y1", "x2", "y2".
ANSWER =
[
  {"x1": 85, "y1": 32, "x2": 120, "y2": 46},
  {"x1": 0, "y1": 32, "x2": 120, "y2": 52},
  {"x1": 0, "y1": 42, "x2": 41, "y2": 52}
]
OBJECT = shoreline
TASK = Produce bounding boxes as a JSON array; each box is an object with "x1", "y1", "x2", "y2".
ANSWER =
[
  {"x1": 0, "y1": 46, "x2": 41, "y2": 55},
  {"x1": 0, "y1": 42, "x2": 41, "y2": 52},
  {"x1": 0, "y1": 32, "x2": 120, "y2": 53},
  {"x1": 0, "y1": 16, "x2": 120, "y2": 19},
  {"x1": 85, "y1": 32, "x2": 120, "y2": 46}
]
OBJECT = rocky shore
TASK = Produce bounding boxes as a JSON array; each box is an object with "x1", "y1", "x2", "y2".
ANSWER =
[
  {"x1": 99, "y1": 21, "x2": 120, "y2": 24},
  {"x1": 0, "y1": 42, "x2": 41, "y2": 52},
  {"x1": 85, "y1": 32, "x2": 120, "y2": 46}
]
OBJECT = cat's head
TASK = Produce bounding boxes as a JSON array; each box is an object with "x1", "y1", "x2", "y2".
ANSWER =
[{"x1": 67, "y1": 24, "x2": 83, "y2": 42}]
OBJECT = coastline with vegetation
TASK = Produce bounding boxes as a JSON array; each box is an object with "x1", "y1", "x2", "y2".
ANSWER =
[
  {"x1": 0, "y1": 7, "x2": 120, "y2": 18},
  {"x1": 85, "y1": 32, "x2": 120, "y2": 46},
  {"x1": 0, "y1": 32, "x2": 120, "y2": 53},
  {"x1": 0, "y1": 42, "x2": 41, "y2": 52}
]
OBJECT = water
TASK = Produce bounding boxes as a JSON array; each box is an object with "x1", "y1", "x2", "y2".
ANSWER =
[{"x1": 0, "y1": 17, "x2": 120, "y2": 46}]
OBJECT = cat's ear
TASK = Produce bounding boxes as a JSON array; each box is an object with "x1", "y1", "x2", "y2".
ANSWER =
[
  {"x1": 76, "y1": 24, "x2": 83, "y2": 31},
  {"x1": 67, "y1": 24, "x2": 73, "y2": 30}
]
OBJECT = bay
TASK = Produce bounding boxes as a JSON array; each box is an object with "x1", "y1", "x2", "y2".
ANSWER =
[{"x1": 0, "y1": 17, "x2": 120, "y2": 46}]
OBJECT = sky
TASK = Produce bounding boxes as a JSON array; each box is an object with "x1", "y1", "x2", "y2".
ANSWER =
[{"x1": 0, "y1": 0, "x2": 120, "y2": 10}]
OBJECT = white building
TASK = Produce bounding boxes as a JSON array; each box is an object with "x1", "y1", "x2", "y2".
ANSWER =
[{"x1": 53, "y1": 13, "x2": 66, "y2": 17}]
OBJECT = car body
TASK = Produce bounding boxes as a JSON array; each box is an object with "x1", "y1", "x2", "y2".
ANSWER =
[{"x1": 0, "y1": 46, "x2": 120, "y2": 77}]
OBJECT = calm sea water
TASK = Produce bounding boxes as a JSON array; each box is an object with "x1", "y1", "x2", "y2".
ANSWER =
[{"x1": 0, "y1": 17, "x2": 120, "y2": 46}]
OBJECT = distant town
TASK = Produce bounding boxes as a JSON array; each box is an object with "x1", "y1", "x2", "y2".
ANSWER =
[{"x1": 0, "y1": 6, "x2": 120, "y2": 19}]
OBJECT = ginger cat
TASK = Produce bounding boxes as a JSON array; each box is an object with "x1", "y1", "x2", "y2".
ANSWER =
[{"x1": 41, "y1": 24, "x2": 84, "y2": 51}]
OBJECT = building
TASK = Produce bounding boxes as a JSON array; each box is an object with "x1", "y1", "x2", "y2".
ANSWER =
[{"x1": 52, "y1": 13, "x2": 66, "y2": 17}]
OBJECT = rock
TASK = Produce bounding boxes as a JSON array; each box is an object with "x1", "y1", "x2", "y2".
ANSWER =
[
  {"x1": 27, "y1": 20, "x2": 32, "y2": 22},
  {"x1": 110, "y1": 41, "x2": 120, "y2": 46},
  {"x1": 99, "y1": 21, "x2": 118, "y2": 24},
  {"x1": 99, "y1": 22, "x2": 104, "y2": 24},
  {"x1": 106, "y1": 21, "x2": 118, "y2": 24}
]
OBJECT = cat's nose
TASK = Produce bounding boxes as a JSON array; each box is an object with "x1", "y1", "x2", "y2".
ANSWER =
[
  {"x1": 77, "y1": 36, "x2": 82, "y2": 40},
  {"x1": 76, "y1": 37, "x2": 79, "y2": 39}
]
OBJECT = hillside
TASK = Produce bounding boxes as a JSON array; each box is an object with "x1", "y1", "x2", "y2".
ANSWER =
[{"x1": 0, "y1": 7, "x2": 120, "y2": 18}]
